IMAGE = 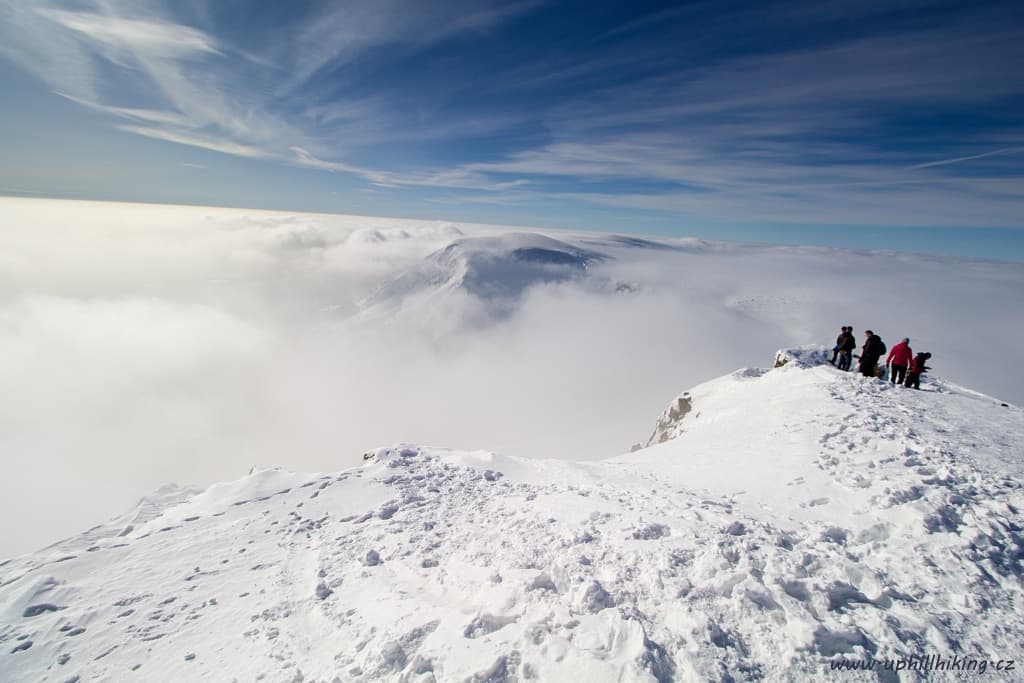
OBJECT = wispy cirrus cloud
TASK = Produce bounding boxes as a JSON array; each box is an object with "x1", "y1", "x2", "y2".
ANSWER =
[
  {"x1": 289, "y1": 147, "x2": 530, "y2": 192},
  {"x1": 2, "y1": 2, "x2": 284, "y2": 146},
  {"x1": 908, "y1": 147, "x2": 1022, "y2": 170},
  {"x1": 118, "y1": 125, "x2": 271, "y2": 159},
  {"x1": 57, "y1": 92, "x2": 193, "y2": 128},
  {"x1": 38, "y1": 8, "x2": 221, "y2": 59},
  {"x1": 281, "y1": 0, "x2": 543, "y2": 93},
  {"x1": 0, "y1": 0, "x2": 1022, "y2": 230},
  {"x1": 0, "y1": 0, "x2": 541, "y2": 187},
  {"x1": 436, "y1": 3, "x2": 1024, "y2": 226}
]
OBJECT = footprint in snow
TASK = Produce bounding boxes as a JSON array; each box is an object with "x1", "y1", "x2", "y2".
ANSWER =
[
  {"x1": 23, "y1": 603, "x2": 66, "y2": 617},
  {"x1": 724, "y1": 521, "x2": 747, "y2": 536}
]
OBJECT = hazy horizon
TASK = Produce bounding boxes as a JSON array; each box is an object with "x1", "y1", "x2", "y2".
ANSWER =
[{"x1": 4, "y1": 193, "x2": 1024, "y2": 262}]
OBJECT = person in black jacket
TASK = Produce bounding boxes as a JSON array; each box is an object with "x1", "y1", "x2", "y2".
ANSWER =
[
  {"x1": 858, "y1": 330, "x2": 886, "y2": 378},
  {"x1": 830, "y1": 326, "x2": 845, "y2": 364},
  {"x1": 836, "y1": 326, "x2": 856, "y2": 371}
]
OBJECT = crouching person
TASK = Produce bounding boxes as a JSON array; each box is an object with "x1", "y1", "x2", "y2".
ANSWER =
[{"x1": 905, "y1": 352, "x2": 932, "y2": 389}]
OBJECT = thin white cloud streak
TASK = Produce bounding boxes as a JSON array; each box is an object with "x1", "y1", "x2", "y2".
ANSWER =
[
  {"x1": 119, "y1": 125, "x2": 271, "y2": 158},
  {"x1": 38, "y1": 8, "x2": 221, "y2": 59},
  {"x1": 289, "y1": 147, "x2": 531, "y2": 192},
  {"x1": 908, "y1": 147, "x2": 1022, "y2": 170},
  {"x1": 288, "y1": 146, "x2": 388, "y2": 180},
  {"x1": 57, "y1": 92, "x2": 195, "y2": 128}
]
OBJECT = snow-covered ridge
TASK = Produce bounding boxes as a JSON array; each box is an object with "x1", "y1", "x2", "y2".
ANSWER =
[
  {"x1": 2, "y1": 350, "x2": 1023, "y2": 681},
  {"x1": 643, "y1": 346, "x2": 828, "y2": 448}
]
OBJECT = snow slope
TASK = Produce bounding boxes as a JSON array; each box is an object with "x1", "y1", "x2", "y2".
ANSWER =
[{"x1": 2, "y1": 350, "x2": 1022, "y2": 682}]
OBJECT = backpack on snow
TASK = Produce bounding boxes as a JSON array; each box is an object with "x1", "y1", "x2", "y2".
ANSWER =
[{"x1": 911, "y1": 353, "x2": 931, "y2": 373}]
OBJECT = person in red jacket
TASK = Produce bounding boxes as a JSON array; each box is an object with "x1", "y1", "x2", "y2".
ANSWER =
[{"x1": 886, "y1": 337, "x2": 913, "y2": 385}]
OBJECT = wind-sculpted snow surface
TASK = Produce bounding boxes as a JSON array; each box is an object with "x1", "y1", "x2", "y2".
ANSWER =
[{"x1": 2, "y1": 353, "x2": 1023, "y2": 681}]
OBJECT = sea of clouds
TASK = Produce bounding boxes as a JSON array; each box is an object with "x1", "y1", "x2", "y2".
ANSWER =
[{"x1": 1, "y1": 197, "x2": 1022, "y2": 558}]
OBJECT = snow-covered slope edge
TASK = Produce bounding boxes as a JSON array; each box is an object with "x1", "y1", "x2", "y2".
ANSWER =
[{"x1": 2, "y1": 350, "x2": 1023, "y2": 682}]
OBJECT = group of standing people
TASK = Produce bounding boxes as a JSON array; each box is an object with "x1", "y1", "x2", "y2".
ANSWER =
[{"x1": 830, "y1": 327, "x2": 932, "y2": 389}]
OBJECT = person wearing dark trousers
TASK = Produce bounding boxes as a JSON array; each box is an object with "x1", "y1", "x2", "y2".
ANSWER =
[
  {"x1": 905, "y1": 352, "x2": 932, "y2": 389},
  {"x1": 859, "y1": 330, "x2": 886, "y2": 377},
  {"x1": 886, "y1": 337, "x2": 913, "y2": 385},
  {"x1": 836, "y1": 326, "x2": 856, "y2": 371},
  {"x1": 830, "y1": 326, "x2": 846, "y2": 364}
]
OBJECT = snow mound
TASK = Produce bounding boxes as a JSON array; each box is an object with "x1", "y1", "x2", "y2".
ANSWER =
[
  {"x1": 773, "y1": 345, "x2": 832, "y2": 369},
  {"x1": 361, "y1": 233, "x2": 605, "y2": 314},
  {"x1": 2, "y1": 356, "x2": 1023, "y2": 681}
]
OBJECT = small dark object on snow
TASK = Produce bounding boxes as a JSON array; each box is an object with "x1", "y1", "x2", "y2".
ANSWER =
[{"x1": 23, "y1": 604, "x2": 64, "y2": 618}]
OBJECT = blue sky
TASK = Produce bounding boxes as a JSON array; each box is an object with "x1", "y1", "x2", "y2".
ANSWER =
[{"x1": 2, "y1": 0, "x2": 1023, "y2": 259}]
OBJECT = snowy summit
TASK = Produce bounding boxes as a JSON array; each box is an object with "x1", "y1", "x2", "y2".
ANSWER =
[
  {"x1": 2, "y1": 347, "x2": 1022, "y2": 681},
  {"x1": 359, "y1": 232, "x2": 607, "y2": 323}
]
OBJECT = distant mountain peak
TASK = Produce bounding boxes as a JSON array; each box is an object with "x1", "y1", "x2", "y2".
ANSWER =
[{"x1": 360, "y1": 233, "x2": 606, "y2": 314}]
